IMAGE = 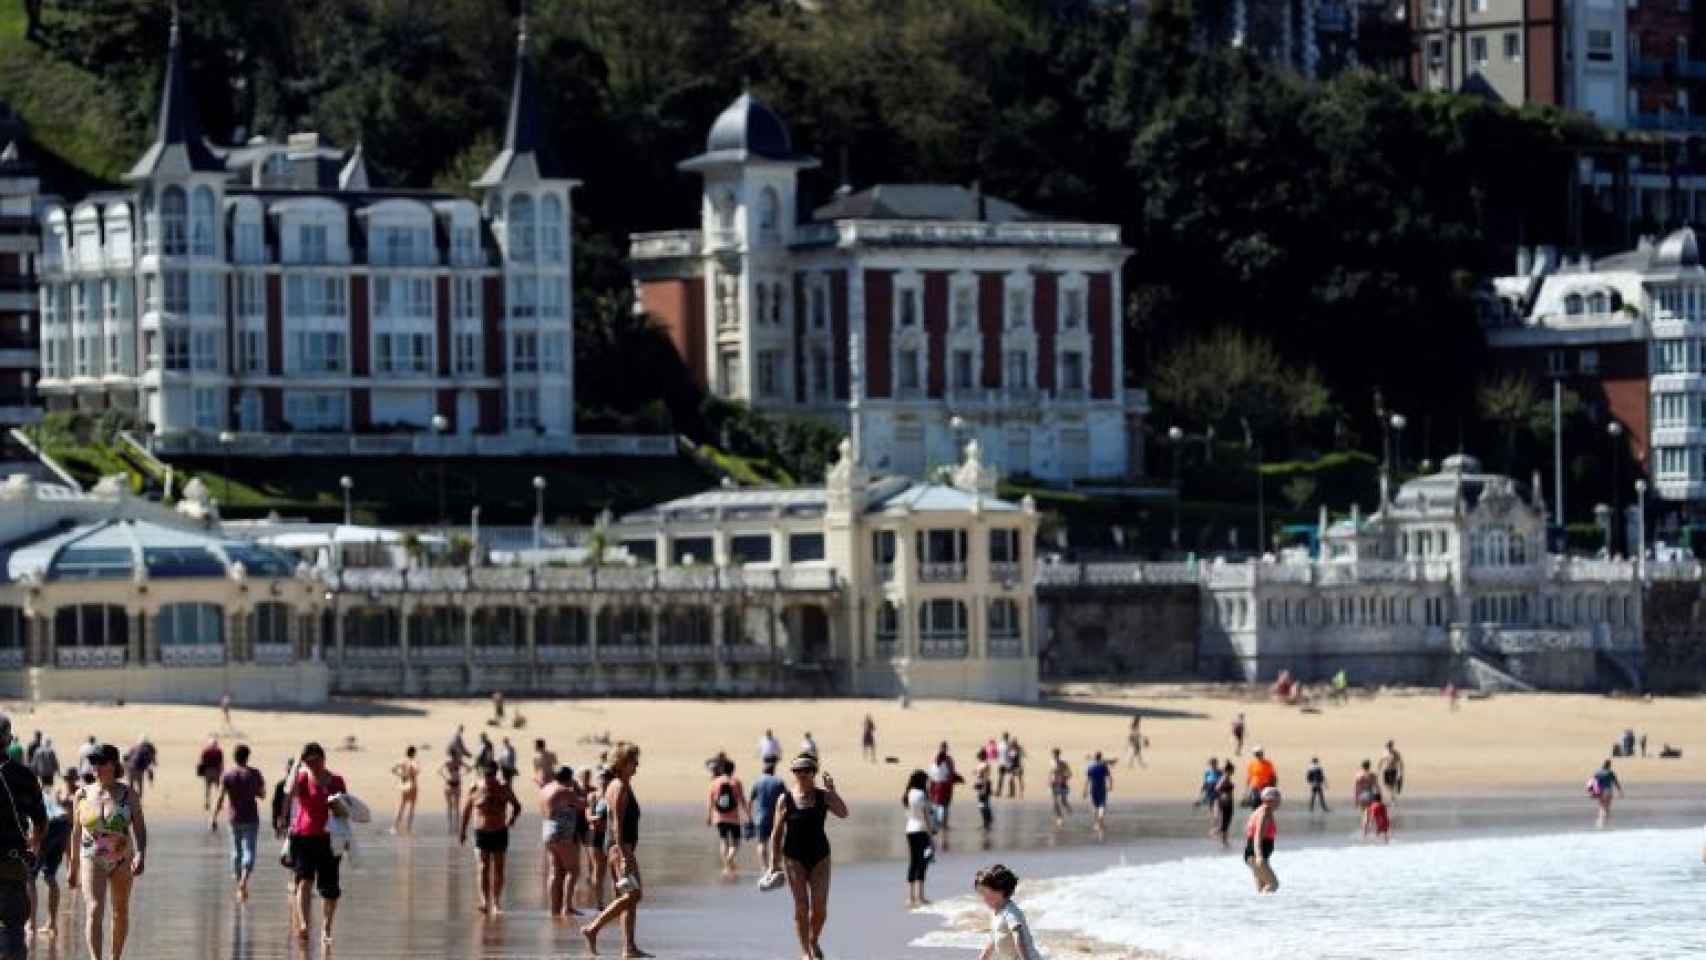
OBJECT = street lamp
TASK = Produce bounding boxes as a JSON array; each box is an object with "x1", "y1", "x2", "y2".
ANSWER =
[
  {"x1": 431, "y1": 414, "x2": 450, "y2": 528},
  {"x1": 1168, "y1": 425, "x2": 1184, "y2": 551},
  {"x1": 1634, "y1": 479, "x2": 1648, "y2": 566},
  {"x1": 1389, "y1": 413, "x2": 1407, "y2": 474},
  {"x1": 217, "y1": 430, "x2": 235, "y2": 507},
  {"x1": 339, "y1": 475, "x2": 353, "y2": 526},
  {"x1": 1607, "y1": 421, "x2": 1624, "y2": 556},
  {"x1": 532, "y1": 475, "x2": 547, "y2": 555}
]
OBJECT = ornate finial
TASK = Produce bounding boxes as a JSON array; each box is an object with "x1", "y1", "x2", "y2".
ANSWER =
[
  {"x1": 517, "y1": 0, "x2": 529, "y2": 50},
  {"x1": 170, "y1": 0, "x2": 181, "y2": 40}
]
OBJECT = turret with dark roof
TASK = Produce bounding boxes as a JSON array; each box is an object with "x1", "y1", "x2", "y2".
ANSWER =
[
  {"x1": 680, "y1": 92, "x2": 818, "y2": 171},
  {"x1": 474, "y1": 19, "x2": 567, "y2": 188},
  {"x1": 126, "y1": 11, "x2": 222, "y2": 181}
]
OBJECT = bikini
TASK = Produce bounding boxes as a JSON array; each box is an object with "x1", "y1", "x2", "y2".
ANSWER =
[{"x1": 781, "y1": 788, "x2": 831, "y2": 870}]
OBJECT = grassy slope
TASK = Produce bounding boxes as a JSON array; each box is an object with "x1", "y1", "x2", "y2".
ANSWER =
[{"x1": 0, "y1": 7, "x2": 137, "y2": 190}]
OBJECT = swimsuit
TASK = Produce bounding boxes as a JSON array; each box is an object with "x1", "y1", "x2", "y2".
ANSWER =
[
  {"x1": 604, "y1": 788, "x2": 639, "y2": 851},
  {"x1": 780, "y1": 788, "x2": 831, "y2": 871},
  {"x1": 77, "y1": 784, "x2": 134, "y2": 872}
]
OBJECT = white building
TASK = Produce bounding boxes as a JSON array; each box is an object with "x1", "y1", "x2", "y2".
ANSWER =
[
  {"x1": 632, "y1": 93, "x2": 1147, "y2": 484},
  {"x1": 35, "y1": 17, "x2": 578, "y2": 455},
  {"x1": 1200, "y1": 455, "x2": 1645, "y2": 687}
]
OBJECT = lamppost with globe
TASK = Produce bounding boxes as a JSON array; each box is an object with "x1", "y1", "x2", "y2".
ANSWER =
[
  {"x1": 1607, "y1": 421, "x2": 1624, "y2": 555},
  {"x1": 217, "y1": 430, "x2": 235, "y2": 507},
  {"x1": 1634, "y1": 478, "x2": 1648, "y2": 567},
  {"x1": 431, "y1": 413, "x2": 450, "y2": 527},
  {"x1": 339, "y1": 475, "x2": 354, "y2": 526},
  {"x1": 532, "y1": 475, "x2": 548, "y2": 554},
  {"x1": 1168, "y1": 425, "x2": 1184, "y2": 550}
]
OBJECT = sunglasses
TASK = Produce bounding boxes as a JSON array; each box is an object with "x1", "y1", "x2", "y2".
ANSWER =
[{"x1": 90, "y1": 757, "x2": 113, "y2": 767}]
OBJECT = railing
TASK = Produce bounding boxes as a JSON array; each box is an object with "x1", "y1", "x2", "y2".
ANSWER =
[
  {"x1": 412, "y1": 645, "x2": 465, "y2": 665},
  {"x1": 919, "y1": 636, "x2": 969, "y2": 659},
  {"x1": 794, "y1": 219, "x2": 1121, "y2": 249},
  {"x1": 990, "y1": 561, "x2": 1021, "y2": 583},
  {"x1": 146, "y1": 430, "x2": 673, "y2": 459},
  {"x1": 875, "y1": 638, "x2": 899, "y2": 659},
  {"x1": 57, "y1": 647, "x2": 127, "y2": 669},
  {"x1": 659, "y1": 643, "x2": 715, "y2": 661},
  {"x1": 252, "y1": 643, "x2": 294, "y2": 665},
  {"x1": 1631, "y1": 113, "x2": 1706, "y2": 133},
  {"x1": 471, "y1": 645, "x2": 524, "y2": 664},
  {"x1": 598, "y1": 644, "x2": 651, "y2": 663},
  {"x1": 987, "y1": 637, "x2": 1023, "y2": 658},
  {"x1": 919, "y1": 562, "x2": 967, "y2": 583},
  {"x1": 720, "y1": 644, "x2": 774, "y2": 664},
  {"x1": 537, "y1": 645, "x2": 592, "y2": 664},
  {"x1": 331, "y1": 565, "x2": 841, "y2": 595},
  {"x1": 1036, "y1": 562, "x2": 1200, "y2": 587},
  {"x1": 629, "y1": 230, "x2": 704, "y2": 260},
  {"x1": 0, "y1": 648, "x2": 22, "y2": 669},
  {"x1": 875, "y1": 563, "x2": 894, "y2": 583},
  {"x1": 160, "y1": 644, "x2": 225, "y2": 666},
  {"x1": 341, "y1": 646, "x2": 400, "y2": 664}
]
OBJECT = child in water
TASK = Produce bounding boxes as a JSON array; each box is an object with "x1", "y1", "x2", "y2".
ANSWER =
[
  {"x1": 1362, "y1": 790, "x2": 1391, "y2": 843},
  {"x1": 974, "y1": 864, "x2": 1039, "y2": 960}
]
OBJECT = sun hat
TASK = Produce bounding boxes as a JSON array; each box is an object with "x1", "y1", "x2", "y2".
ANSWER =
[
  {"x1": 789, "y1": 753, "x2": 819, "y2": 773},
  {"x1": 1252, "y1": 745, "x2": 1265, "y2": 756},
  {"x1": 1261, "y1": 786, "x2": 1281, "y2": 801}
]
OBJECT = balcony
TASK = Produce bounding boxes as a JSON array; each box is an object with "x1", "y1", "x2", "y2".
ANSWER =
[
  {"x1": 988, "y1": 636, "x2": 1023, "y2": 658},
  {"x1": 1631, "y1": 57, "x2": 1706, "y2": 81},
  {"x1": 57, "y1": 647, "x2": 127, "y2": 669},
  {"x1": 1631, "y1": 113, "x2": 1706, "y2": 134},
  {"x1": 160, "y1": 644, "x2": 225, "y2": 667},
  {"x1": 919, "y1": 562, "x2": 967, "y2": 583},
  {"x1": 990, "y1": 561, "x2": 1021, "y2": 583},
  {"x1": 875, "y1": 563, "x2": 894, "y2": 583},
  {"x1": 919, "y1": 636, "x2": 969, "y2": 659}
]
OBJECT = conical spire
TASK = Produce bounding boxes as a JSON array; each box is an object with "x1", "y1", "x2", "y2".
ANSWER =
[
  {"x1": 338, "y1": 142, "x2": 371, "y2": 191},
  {"x1": 126, "y1": 2, "x2": 222, "y2": 180},
  {"x1": 474, "y1": 7, "x2": 565, "y2": 188}
]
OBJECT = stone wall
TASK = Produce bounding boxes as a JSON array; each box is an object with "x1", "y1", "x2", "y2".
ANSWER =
[
  {"x1": 1037, "y1": 585, "x2": 1200, "y2": 680},
  {"x1": 1642, "y1": 579, "x2": 1706, "y2": 692},
  {"x1": 23, "y1": 662, "x2": 330, "y2": 705}
]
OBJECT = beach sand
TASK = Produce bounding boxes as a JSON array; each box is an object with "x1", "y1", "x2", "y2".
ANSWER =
[{"x1": 9, "y1": 684, "x2": 1700, "y2": 820}]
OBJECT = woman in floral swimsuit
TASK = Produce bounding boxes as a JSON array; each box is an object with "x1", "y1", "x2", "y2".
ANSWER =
[{"x1": 66, "y1": 743, "x2": 147, "y2": 960}]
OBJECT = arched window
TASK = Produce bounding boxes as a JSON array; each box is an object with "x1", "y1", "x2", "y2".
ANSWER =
[
  {"x1": 251, "y1": 602, "x2": 291, "y2": 647},
  {"x1": 344, "y1": 606, "x2": 399, "y2": 649},
  {"x1": 473, "y1": 606, "x2": 524, "y2": 648},
  {"x1": 409, "y1": 606, "x2": 464, "y2": 648},
  {"x1": 1586, "y1": 291, "x2": 1608, "y2": 314},
  {"x1": 508, "y1": 194, "x2": 536, "y2": 263},
  {"x1": 660, "y1": 606, "x2": 712, "y2": 646},
  {"x1": 758, "y1": 187, "x2": 780, "y2": 241},
  {"x1": 540, "y1": 194, "x2": 565, "y2": 263},
  {"x1": 918, "y1": 599, "x2": 968, "y2": 658},
  {"x1": 161, "y1": 186, "x2": 188, "y2": 255},
  {"x1": 536, "y1": 606, "x2": 588, "y2": 646},
  {"x1": 158, "y1": 602, "x2": 224, "y2": 649},
  {"x1": 875, "y1": 601, "x2": 900, "y2": 654},
  {"x1": 191, "y1": 186, "x2": 216, "y2": 256},
  {"x1": 1563, "y1": 293, "x2": 1583, "y2": 315},
  {"x1": 988, "y1": 598, "x2": 1021, "y2": 646}
]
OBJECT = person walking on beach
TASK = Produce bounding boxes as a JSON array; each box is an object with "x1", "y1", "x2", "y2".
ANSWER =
[
  {"x1": 770, "y1": 753, "x2": 847, "y2": 960},
  {"x1": 1126, "y1": 716, "x2": 1146, "y2": 768},
  {"x1": 1214, "y1": 760, "x2": 1236, "y2": 847},
  {"x1": 67, "y1": 743, "x2": 145, "y2": 960},
  {"x1": 1352, "y1": 759, "x2": 1377, "y2": 815},
  {"x1": 540, "y1": 764, "x2": 585, "y2": 918},
  {"x1": 903, "y1": 769, "x2": 936, "y2": 907},
  {"x1": 1245, "y1": 747, "x2": 1277, "y2": 807},
  {"x1": 995, "y1": 733, "x2": 1012, "y2": 796},
  {"x1": 1006, "y1": 738, "x2": 1026, "y2": 799},
  {"x1": 1305, "y1": 757, "x2": 1329, "y2": 813},
  {"x1": 750, "y1": 760, "x2": 786, "y2": 876},
  {"x1": 388, "y1": 746, "x2": 420, "y2": 835},
  {"x1": 30, "y1": 738, "x2": 58, "y2": 786},
  {"x1": 759, "y1": 729, "x2": 782, "y2": 767},
  {"x1": 1589, "y1": 759, "x2": 1624, "y2": 828},
  {"x1": 447, "y1": 724, "x2": 470, "y2": 767},
  {"x1": 1243, "y1": 787, "x2": 1281, "y2": 894},
  {"x1": 196, "y1": 737, "x2": 224, "y2": 812},
  {"x1": 0, "y1": 716, "x2": 45, "y2": 958},
  {"x1": 1084, "y1": 752, "x2": 1113, "y2": 841},
  {"x1": 800, "y1": 732, "x2": 819, "y2": 760},
  {"x1": 460, "y1": 760, "x2": 522, "y2": 915},
  {"x1": 219, "y1": 693, "x2": 233, "y2": 731},
  {"x1": 1377, "y1": 741, "x2": 1405, "y2": 806},
  {"x1": 928, "y1": 743, "x2": 962, "y2": 853},
  {"x1": 1197, "y1": 757, "x2": 1220, "y2": 809},
  {"x1": 973, "y1": 864, "x2": 1040, "y2": 960},
  {"x1": 583, "y1": 768, "x2": 612, "y2": 909},
  {"x1": 1048, "y1": 749, "x2": 1073, "y2": 827},
  {"x1": 498, "y1": 738, "x2": 519, "y2": 784},
  {"x1": 974, "y1": 750, "x2": 994, "y2": 833},
  {"x1": 582, "y1": 742, "x2": 647, "y2": 958},
  {"x1": 706, "y1": 759, "x2": 750, "y2": 878},
  {"x1": 209, "y1": 744, "x2": 265, "y2": 902},
  {"x1": 122, "y1": 738, "x2": 154, "y2": 800},
  {"x1": 1362, "y1": 790, "x2": 1391, "y2": 842},
  {"x1": 286, "y1": 742, "x2": 345, "y2": 945},
  {"x1": 32, "y1": 769, "x2": 76, "y2": 939},
  {"x1": 532, "y1": 739, "x2": 559, "y2": 788},
  {"x1": 862, "y1": 716, "x2": 877, "y2": 763},
  {"x1": 439, "y1": 754, "x2": 471, "y2": 834},
  {"x1": 1231, "y1": 713, "x2": 1246, "y2": 756}
]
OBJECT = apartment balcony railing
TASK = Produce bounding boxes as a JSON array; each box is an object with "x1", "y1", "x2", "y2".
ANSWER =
[
  {"x1": 987, "y1": 636, "x2": 1024, "y2": 658},
  {"x1": 57, "y1": 647, "x2": 127, "y2": 669},
  {"x1": 990, "y1": 561, "x2": 1021, "y2": 584},
  {"x1": 919, "y1": 562, "x2": 967, "y2": 583},
  {"x1": 919, "y1": 635, "x2": 969, "y2": 658}
]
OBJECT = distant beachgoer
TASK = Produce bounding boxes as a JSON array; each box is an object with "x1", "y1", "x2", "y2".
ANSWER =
[
  {"x1": 476, "y1": 733, "x2": 495, "y2": 772},
  {"x1": 498, "y1": 738, "x2": 519, "y2": 783},
  {"x1": 928, "y1": 743, "x2": 962, "y2": 852},
  {"x1": 68, "y1": 743, "x2": 145, "y2": 958},
  {"x1": 1126, "y1": 716, "x2": 1146, "y2": 767},
  {"x1": 1084, "y1": 752, "x2": 1113, "y2": 840},
  {"x1": 1243, "y1": 787, "x2": 1281, "y2": 893},
  {"x1": 197, "y1": 738, "x2": 225, "y2": 812},
  {"x1": 532, "y1": 739, "x2": 559, "y2": 789},
  {"x1": 770, "y1": 753, "x2": 847, "y2": 960},
  {"x1": 440, "y1": 755, "x2": 472, "y2": 834},
  {"x1": 220, "y1": 693, "x2": 233, "y2": 730},
  {"x1": 582, "y1": 742, "x2": 647, "y2": 958},
  {"x1": 973, "y1": 864, "x2": 1039, "y2": 960},
  {"x1": 210, "y1": 743, "x2": 265, "y2": 901},
  {"x1": 271, "y1": 758, "x2": 296, "y2": 839},
  {"x1": 30, "y1": 737, "x2": 58, "y2": 785},
  {"x1": 123, "y1": 737, "x2": 155, "y2": 799},
  {"x1": 862, "y1": 716, "x2": 877, "y2": 763},
  {"x1": 1305, "y1": 757, "x2": 1329, "y2": 813},
  {"x1": 491, "y1": 690, "x2": 505, "y2": 722},
  {"x1": 1048, "y1": 749, "x2": 1072, "y2": 827},
  {"x1": 286, "y1": 742, "x2": 344, "y2": 945},
  {"x1": 759, "y1": 729, "x2": 782, "y2": 766},
  {"x1": 995, "y1": 733, "x2": 1013, "y2": 796},
  {"x1": 23, "y1": 732, "x2": 39, "y2": 768},
  {"x1": 1198, "y1": 757, "x2": 1220, "y2": 809},
  {"x1": 974, "y1": 751, "x2": 994, "y2": 832},
  {"x1": 1231, "y1": 713, "x2": 1246, "y2": 756},
  {"x1": 1378, "y1": 742, "x2": 1404, "y2": 805},
  {"x1": 1362, "y1": 790, "x2": 1391, "y2": 842},
  {"x1": 1245, "y1": 747, "x2": 1277, "y2": 806},
  {"x1": 447, "y1": 725, "x2": 470, "y2": 766},
  {"x1": 540, "y1": 764, "x2": 585, "y2": 918},
  {"x1": 1589, "y1": 760, "x2": 1624, "y2": 828},
  {"x1": 1353, "y1": 760, "x2": 1378, "y2": 814},
  {"x1": 1006, "y1": 739, "x2": 1025, "y2": 798},
  {"x1": 903, "y1": 769, "x2": 935, "y2": 907},
  {"x1": 1214, "y1": 760, "x2": 1236, "y2": 847},
  {"x1": 1621, "y1": 729, "x2": 1636, "y2": 757},
  {"x1": 1444, "y1": 682, "x2": 1459, "y2": 711},
  {"x1": 390, "y1": 746, "x2": 420, "y2": 835},
  {"x1": 460, "y1": 760, "x2": 522, "y2": 914},
  {"x1": 750, "y1": 760, "x2": 786, "y2": 876},
  {"x1": 32, "y1": 769, "x2": 76, "y2": 939},
  {"x1": 584, "y1": 767, "x2": 613, "y2": 909},
  {"x1": 800, "y1": 732, "x2": 819, "y2": 760},
  {"x1": 706, "y1": 760, "x2": 750, "y2": 878},
  {"x1": 1639, "y1": 733, "x2": 1648, "y2": 758}
]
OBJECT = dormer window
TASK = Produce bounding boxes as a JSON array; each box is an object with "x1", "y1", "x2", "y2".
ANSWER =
[
  {"x1": 508, "y1": 194, "x2": 536, "y2": 263},
  {"x1": 160, "y1": 186, "x2": 188, "y2": 256},
  {"x1": 298, "y1": 225, "x2": 328, "y2": 264},
  {"x1": 541, "y1": 195, "x2": 565, "y2": 263},
  {"x1": 758, "y1": 187, "x2": 780, "y2": 243},
  {"x1": 1563, "y1": 293, "x2": 1584, "y2": 315},
  {"x1": 191, "y1": 187, "x2": 216, "y2": 256}
]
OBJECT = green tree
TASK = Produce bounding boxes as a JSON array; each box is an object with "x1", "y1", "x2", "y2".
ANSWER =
[{"x1": 1148, "y1": 329, "x2": 1332, "y2": 447}]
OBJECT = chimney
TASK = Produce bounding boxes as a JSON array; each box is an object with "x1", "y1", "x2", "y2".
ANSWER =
[
  {"x1": 287, "y1": 131, "x2": 324, "y2": 189},
  {"x1": 1536, "y1": 245, "x2": 1559, "y2": 274},
  {"x1": 972, "y1": 180, "x2": 986, "y2": 222},
  {"x1": 835, "y1": 144, "x2": 852, "y2": 198},
  {"x1": 1515, "y1": 246, "x2": 1532, "y2": 276}
]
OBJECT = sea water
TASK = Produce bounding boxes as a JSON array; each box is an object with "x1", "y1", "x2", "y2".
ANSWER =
[{"x1": 915, "y1": 828, "x2": 1706, "y2": 959}]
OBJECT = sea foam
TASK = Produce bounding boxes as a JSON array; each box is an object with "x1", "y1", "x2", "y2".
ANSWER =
[{"x1": 913, "y1": 828, "x2": 1706, "y2": 959}]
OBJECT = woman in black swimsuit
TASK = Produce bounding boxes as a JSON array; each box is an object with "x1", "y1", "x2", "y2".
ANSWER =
[
  {"x1": 582, "y1": 744, "x2": 648, "y2": 958},
  {"x1": 770, "y1": 753, "x2": 849, "y2": 960}
]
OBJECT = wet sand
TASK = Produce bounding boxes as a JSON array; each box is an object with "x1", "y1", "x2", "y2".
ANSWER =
[
  {"x1": 10, "y1": 687, "x2": 1701, "y2": 821},
  {"x1": 23, "y1": 785, "x2": 1705, "y2": 959}
]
